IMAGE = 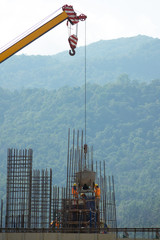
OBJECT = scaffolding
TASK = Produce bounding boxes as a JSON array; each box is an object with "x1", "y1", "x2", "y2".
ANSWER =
[
  {"x1": 3, "y1": 129, "x2": 117, "y2": 233},
  {"x1": 0, "y1": 134, "x2": 159, "y2": 238},
  {"x1": 51, "y1": 129, "x2": 117, "y2": 232}
]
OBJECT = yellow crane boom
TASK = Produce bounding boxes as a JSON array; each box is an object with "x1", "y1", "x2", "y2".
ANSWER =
[
  {"x1": 0, "y1": 5, "x2": 87, "y2": 63},
  {"x1": 0, "y1": 12, "x2": 68, "y2": 63}
]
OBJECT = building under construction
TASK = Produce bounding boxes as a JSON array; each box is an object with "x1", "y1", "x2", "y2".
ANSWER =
[
  {"x1": 0, "y1": 129, "x2": 160, "y2": 239},
  {"x1": 53, "y1": 129, "x2": 117, "y2": 232},
  {"x1": 1, "y1": 129, "x2": 117, "y2": 233}
]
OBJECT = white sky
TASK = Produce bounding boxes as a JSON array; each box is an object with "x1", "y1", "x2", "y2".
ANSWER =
[{"x1": 1, "y1": 0, "x2": 160, "y2": 55}]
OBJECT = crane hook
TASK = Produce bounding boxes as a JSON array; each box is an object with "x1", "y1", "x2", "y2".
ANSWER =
[{"x1": 69, "y1": 48, "x2": 76, "y2": 56}]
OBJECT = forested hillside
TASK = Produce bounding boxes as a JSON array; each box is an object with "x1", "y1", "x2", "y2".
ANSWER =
[
  {"x1": 0, "y1": 79, "x2": 160, "y2": 227},
  {"x1": 1, "y1": 35, "x2": 160, "y2": 89}
]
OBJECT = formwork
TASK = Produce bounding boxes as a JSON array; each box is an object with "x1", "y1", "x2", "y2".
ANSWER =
[{"x1": 51, "y1": 129, "x2": 117, "y2": 232}]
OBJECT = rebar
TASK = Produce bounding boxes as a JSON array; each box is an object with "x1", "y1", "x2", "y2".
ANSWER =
[
  {"x1": 4, "y1": 130, "x2": 117, "y2": 232},
  {"x1": 58, "y1": 129, "x2": 117, "y2": 231},
  {"x1": 0, "y1": 199, "x2": 3, "y2": 228},
  {"x1": 6, "y1": 149, "x2": 33, "y2": 228}
]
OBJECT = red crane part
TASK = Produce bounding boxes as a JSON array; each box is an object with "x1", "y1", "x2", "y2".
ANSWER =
[
  {"x1": 62, "y1": 5, "x2": 79, "y2": 25},
  {"x1": 68, "y1": 34, "x2": 78, "y2": 56},
  {"x1": 77, "y1": 14, "x2": 87, "y2": 21},
  {"x1": 68, "y1": 34, "x2": 78, "y2": 49},
  {"x1": 62, "y1": 5, "x2": 87, "y2": 56},
  {"x1": 62, "y1": 5, "x2": 87, "y2": 25}
]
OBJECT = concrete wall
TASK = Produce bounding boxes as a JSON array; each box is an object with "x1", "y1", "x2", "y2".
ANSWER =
[
  {"x1": 0, "y1": 232, "x2": 116, "y2": 240},
  {"x1": 0, "y1": 233, "x2": 154, "y2": 240}
]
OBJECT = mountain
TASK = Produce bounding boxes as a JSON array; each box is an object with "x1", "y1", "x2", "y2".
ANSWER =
[
  {"x1": 0, "y1": 35, "x2": 160, "y2": 227},
  {"x1": 0, "y1": 79, "x2": 160, "y2": 227},
  {"x1": 1, "y1": 35, "x2": 160, "y2": 90}
]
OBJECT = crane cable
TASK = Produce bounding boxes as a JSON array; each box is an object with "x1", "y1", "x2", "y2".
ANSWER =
[
  {"x1": 67, "y1": 21, "x2": 78, "y2": 38},
  {"x1": 84, "y1": 20, "x2": 88, "y2": 168},
  {"x1": 84, "y1": 20, "x2": 87, "y2": 146},
  {"x1": 0, "y1": 7, "x2": 61, "y2": 53}
]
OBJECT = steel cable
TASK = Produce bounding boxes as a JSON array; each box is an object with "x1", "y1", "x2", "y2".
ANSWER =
[{"x1": 0, "y1": 7, "x2": 61, "y2": 53}]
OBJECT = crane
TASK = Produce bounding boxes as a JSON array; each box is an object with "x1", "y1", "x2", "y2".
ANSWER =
[{"x1": 0, "y1": 5, "x2": 87, "y2": 63}]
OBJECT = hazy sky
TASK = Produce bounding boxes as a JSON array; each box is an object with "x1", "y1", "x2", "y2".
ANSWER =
[{"x1": 1, "y1": 0, "x2": 160, "y2": 55}]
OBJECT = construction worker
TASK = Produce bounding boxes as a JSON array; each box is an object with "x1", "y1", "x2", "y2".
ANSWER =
[
  {"x1": 72, "y1": 183, "x2": 78, "y2": 198},
  {"x1": 55, "y1": 219, "x2": 60, "y2": 229},
  {"x1": 94, "y1": 184, "x2": 101, "y2": 209},
  {"x1": 80, "y1": 193, "x2": 87, "y2": 200},
  {"x1": 49, "y1": 221, "x2": 54, "y2": 228},
  {"x1": 49, "y1": 219, "x2": 59, "y2": 229},
  {"x1": 123, "y1": 230, "x2": 129, "y2": 238},
  {"x1": 83, "y1": 183, "x2": 89, "y2": 190}
]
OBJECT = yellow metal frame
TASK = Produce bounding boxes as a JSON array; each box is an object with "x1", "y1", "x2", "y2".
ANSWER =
[{"x1": 0, "y1": 11, "x2": 68, "y2": 63}]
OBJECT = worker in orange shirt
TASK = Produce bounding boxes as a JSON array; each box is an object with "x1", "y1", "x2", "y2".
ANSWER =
[
  {"x1": 55, "y1": 219, "x2": 60, "y2": 229},
  {"x1": 94, "y1": 184, "x2": 101, "y2": 209},
  {"x1": 49, "y1": 218, "x2": 59, "y2": 229},
  {"x1": 72, "y1": 183, "x2": 78, "y2": 198}
]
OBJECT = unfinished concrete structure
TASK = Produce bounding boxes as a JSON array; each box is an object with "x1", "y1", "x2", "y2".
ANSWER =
[{"x1": 55, "y1": 128, "x2": 117, "y2": 231}]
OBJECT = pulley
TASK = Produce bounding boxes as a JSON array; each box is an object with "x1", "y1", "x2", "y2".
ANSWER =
[{"x1": 62, "y1": 5, "x2": 87, "y2": 56}]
